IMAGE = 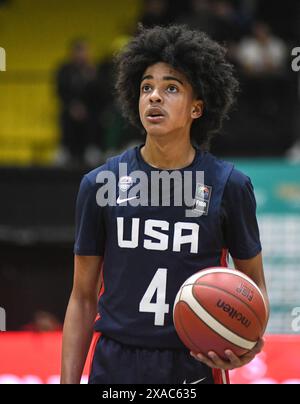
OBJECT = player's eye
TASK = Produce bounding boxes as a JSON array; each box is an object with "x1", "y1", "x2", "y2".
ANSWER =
[
  {"x1": 167, "y1": 85, "x2": 179, "y2": 93},
  {"x1": 141, "y1": 84, "x2": 152, "y2": 93}
]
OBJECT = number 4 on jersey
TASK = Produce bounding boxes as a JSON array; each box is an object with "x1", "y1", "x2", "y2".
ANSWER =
[{"x1": 139, "y1": 268, "x2": 170, "y2": 326}]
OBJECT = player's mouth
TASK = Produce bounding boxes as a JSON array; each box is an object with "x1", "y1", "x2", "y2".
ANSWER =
[{"x1": 145, "y1": 107, "x2": 167, "y2": 123}]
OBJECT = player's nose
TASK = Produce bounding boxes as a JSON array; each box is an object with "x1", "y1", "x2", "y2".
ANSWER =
[{"x1": 149, "y1": 88, "x2": 163, "y2": 103}]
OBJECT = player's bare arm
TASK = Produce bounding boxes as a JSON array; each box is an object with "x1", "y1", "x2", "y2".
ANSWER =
[
  {"x1": 61, "y1": 255, "x2": 103, "y2": 384},
  {"x1": 233, "y1": 252, "x2": 269, "y2": 311},
  {"x1": 192, "y1": 252, "x2": 270, "y2": 370}
]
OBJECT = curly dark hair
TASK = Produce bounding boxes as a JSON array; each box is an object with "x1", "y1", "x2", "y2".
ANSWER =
[{"x1": 115, "y1": 24, "x2": 239, "y2": 147}]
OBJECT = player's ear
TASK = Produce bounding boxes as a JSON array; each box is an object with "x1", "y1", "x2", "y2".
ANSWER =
[{"x1": 191, "y1": 100, "x2": 204, "y2": 120}]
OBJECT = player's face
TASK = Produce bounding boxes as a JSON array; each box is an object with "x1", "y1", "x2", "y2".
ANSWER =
[{"x1": 139, "y1": 62, "x2": 203, "y2": 138}]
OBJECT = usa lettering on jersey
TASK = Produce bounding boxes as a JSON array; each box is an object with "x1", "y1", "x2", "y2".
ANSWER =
[{"x1": 117, "y1": 218, "x2": 199, "y2": 254}]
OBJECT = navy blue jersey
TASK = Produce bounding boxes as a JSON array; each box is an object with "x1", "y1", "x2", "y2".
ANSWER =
[{"x1": 74, "y1": 146, "x2": 261, "y2": 349}]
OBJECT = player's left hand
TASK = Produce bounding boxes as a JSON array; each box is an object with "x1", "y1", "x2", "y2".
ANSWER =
[{"x1": 190, "y1": 338, "x2": 264, "y2": 371}]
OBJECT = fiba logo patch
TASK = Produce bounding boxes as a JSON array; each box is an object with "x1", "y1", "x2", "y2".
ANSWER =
[
  {"x1": 0, "y1": 47, "x2": 6, "y2": 71},
  {"x1": 193, "y1": 183, "x2": 212, "y2": 216},
  {"x1": 0, "y1": 307, "x2": 6, "y2": 331}
]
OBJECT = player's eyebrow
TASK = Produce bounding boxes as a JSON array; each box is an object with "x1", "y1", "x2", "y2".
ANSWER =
[{"x1": 141, "y1": 75, "x2": 184, "y2": 86}]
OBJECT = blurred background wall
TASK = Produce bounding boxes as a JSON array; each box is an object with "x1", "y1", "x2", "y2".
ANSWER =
[
  {"x1": 0, "y1": 0, "x2": 140, "y2": 165},
  {"x1": 0, "y1": 0, "x2": 299, "y2": 166}
]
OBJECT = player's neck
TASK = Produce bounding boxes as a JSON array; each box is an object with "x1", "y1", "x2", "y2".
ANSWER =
[{"x1": 141, "y1": 136, "x2": 196, "y2": 170}]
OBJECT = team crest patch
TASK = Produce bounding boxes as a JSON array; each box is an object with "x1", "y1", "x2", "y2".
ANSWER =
[
  {"x1": 193, "y1": 184, "x2": 212, "y2": 215},
  {"x1": 119, "y1": 176, "x2": 134, "y2": 192}
]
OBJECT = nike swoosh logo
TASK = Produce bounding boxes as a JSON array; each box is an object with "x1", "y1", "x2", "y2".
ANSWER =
[
  {"x1": 183, "y1": 377, "x2": 207, "y2": 384},
  {"x1": 117, "y1": 196, "x2": 138, "y2": 205}
]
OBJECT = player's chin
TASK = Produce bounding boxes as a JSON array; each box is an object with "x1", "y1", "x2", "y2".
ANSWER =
[
  {"x1": 143, "y1": 122, "x2": 173, "y2": 137},
  {"x1": 146, "y1": 128, "x2": 173, "y2": 138}
]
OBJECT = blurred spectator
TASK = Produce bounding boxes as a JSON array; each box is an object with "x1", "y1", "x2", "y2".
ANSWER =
[
  {"x1": 287, "y1": 140, "x2": 300, "y2": 162},
  {"x1": 55, "y1": 39, "x2": 100, "y2": 167},
  {"x1": 212, "y1": 0, "x2": 243, "y2": 42},
  {"x1": 214, "y1": 21, "x2": 294, "y2": 157},
  {"x1": 255, "y1": 0, "x2": 299, "y2": 42},
  {"x1": 22, "y1": 311, "x2": 62, "y2": 332},
  {"x1": 140, "y1": 0, "x2": 170, "y2": 28},
  {"x1": 95, "y1": 37, "x2": 141, "y2": 156},
  {"x1": 177, "y1": 0, "x2": 243, "y2": 44},
  {"x1": 235, "y1": 22, "x2": 288, "y2": 76},
  {"x1": 176, "y1": 0, "x2": 216, "y2": 38}
]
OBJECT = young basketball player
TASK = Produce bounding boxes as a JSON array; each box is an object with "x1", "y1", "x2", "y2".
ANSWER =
[{"x1": 61, "y1": 25, "x2": 269, "y2": 384}]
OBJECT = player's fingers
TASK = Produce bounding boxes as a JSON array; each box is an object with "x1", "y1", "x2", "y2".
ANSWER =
[
  {"x1": 224, "y1": 350, "x2": 243, "y2": 368},
  {"x1": 236, "y1": 348, "x2": 258, "y2": 366},
  {"x1": 254, "y1": 338, "x2": 264, "y2": 353},
  {"x1": 207, "y1": 351, "x2": 235, "y2": 370},
  {"x1": 239, "y1": 339, "x2": 264, "y2": 363},
  {"x1": 190, "y1": 352, "x2": 217, "y2": 369}
]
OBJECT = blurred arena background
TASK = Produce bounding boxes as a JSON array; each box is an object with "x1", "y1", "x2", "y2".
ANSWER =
[{"x1": 0, "y1": 0, "x2": 300, "y2": 384}]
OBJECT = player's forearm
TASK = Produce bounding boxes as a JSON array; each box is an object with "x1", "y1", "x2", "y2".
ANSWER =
[
  {"x1": 61, "y1": 293, "x2": 97, "y2": 384},
  {"x1": 233, "y1": 254, "x2": 270, "y2": 326}
]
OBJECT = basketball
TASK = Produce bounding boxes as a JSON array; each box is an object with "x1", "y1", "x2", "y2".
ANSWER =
[{"x1": 173, "y1": 268, "x2": 269, "y2": 360}]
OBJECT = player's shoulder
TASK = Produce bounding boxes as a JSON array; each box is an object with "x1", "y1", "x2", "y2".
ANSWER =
[
  {"x1": 204, "y1": 152, "x2": 252, "y2": 191},
  {"x1": 224, "y1": 165, "x2": 254, "y2": 200},
  {"x1": 201, "y1": 151, "x2": 235, "y2": 183},
  {"x1": 226, "y1": 167, "x2": 252, "y2": 189},
  {"x1": 203, "y1": 152, "x2": 233, "y2": 171},
  {"x1": 83, "y1": 147, "x2": 137, "y2": 187}
]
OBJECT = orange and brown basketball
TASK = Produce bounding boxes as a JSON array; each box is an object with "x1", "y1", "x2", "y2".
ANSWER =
[{"x1": 173, "y1": 267, "x2": 269, "y2": 360}]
